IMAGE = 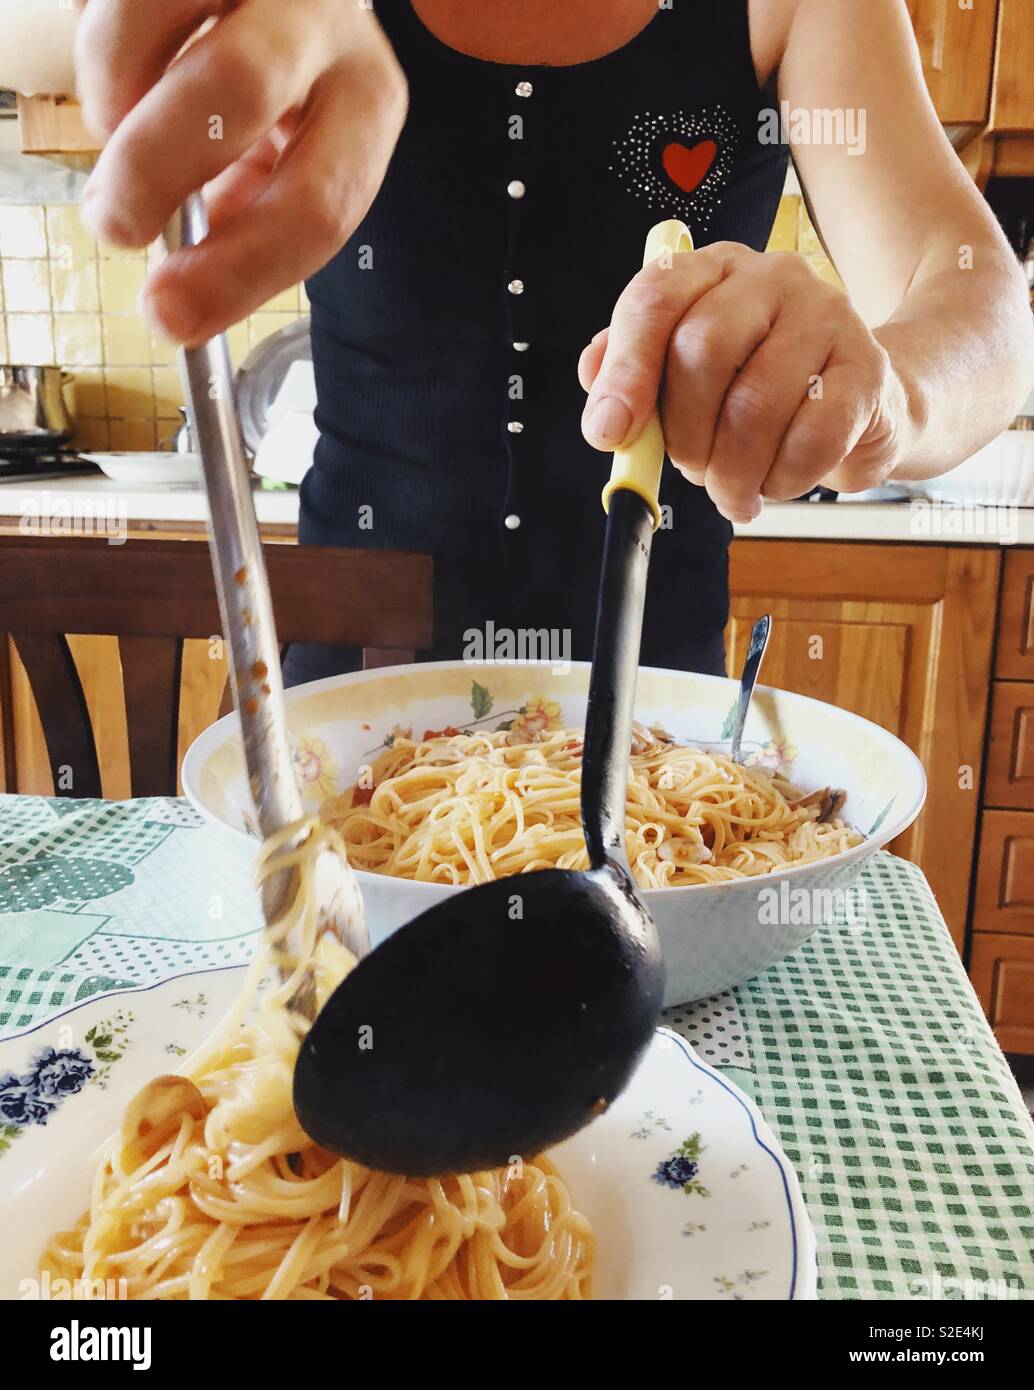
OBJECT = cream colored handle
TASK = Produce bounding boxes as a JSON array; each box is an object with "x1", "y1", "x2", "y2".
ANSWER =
[{"x1": 601, "y1": 219, "x2": 695, "y2": 529}]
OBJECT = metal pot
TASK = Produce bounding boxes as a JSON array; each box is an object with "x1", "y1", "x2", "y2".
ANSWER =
[{"x1": 0, "y1": 365, "x2": 76, "y2": 447}]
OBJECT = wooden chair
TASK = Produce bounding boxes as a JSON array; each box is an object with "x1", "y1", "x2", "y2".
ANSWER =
[{"x1": 0, "y1": 534, "x2": 432, "y2": 799}]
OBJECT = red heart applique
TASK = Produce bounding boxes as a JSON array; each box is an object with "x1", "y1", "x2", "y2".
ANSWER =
[{"x1": 662, "y1": 139, "x2": 718, "y2": 194}]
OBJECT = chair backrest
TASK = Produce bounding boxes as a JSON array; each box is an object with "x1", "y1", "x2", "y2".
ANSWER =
[{"x1": 0, "y1": 535, "x2": 432, "y2": 799}]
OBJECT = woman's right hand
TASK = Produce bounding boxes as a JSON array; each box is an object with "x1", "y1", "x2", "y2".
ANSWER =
[{"x1": 75, "y1": 0, "x2": 407, "y2": 344}]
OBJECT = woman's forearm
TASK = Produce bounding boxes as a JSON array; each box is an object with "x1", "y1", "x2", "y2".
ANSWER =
[{"x1": 874, "y1": 245, "x2": 1034, "y2": 481}]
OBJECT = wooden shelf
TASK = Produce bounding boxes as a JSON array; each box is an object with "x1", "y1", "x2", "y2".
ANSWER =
[{"x1": 16, "y1": 94, "x2": 99, "y2": 154}]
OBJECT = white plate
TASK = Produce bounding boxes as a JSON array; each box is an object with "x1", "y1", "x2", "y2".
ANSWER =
[
  {"x1": 82, "y1": 453, "x2": 202, "y2": 486},
  {"x1": 0, "y1": 967, "x2": 816, "y2": 1301},
  {"x1": 183, "y1": 660, "x2": 926, "y2": 1003}
]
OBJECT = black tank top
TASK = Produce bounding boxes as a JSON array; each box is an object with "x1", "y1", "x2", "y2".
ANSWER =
[{"x1": 303, "y1": 0, "x2": 787, "y2": 665}]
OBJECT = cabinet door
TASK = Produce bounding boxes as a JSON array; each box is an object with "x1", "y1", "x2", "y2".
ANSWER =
[
  {"x1": 990, "y1": 0, "x2": 1034, "y2": 133},
  {"x1": 906, "y1": 0, "x2": 999, "y2": 124},
  {"x1": 728, "y1": 541, "x2": 1000, "y2": 951},
  {"x1": 996, "y1": 550, "x2": 1034, "y2": 680},
  {"x1": 969, "y1": 934, "x2": 1034, "y2": 1053},
  {"x1": 973, "y1": 808, "x2": 1034, "y2": 936},
  {"x1": 985, "y1": 682, "x2": 1034, "y2": 810}
]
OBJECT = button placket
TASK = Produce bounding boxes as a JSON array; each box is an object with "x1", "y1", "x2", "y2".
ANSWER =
[{"x1": 501, "y1": 73, "x2": 537, "y2": 538}]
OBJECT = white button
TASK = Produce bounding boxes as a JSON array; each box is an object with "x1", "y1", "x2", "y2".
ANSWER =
[
  {"x1": 507, "y1": 279, "x2": 524, "y2": 295},
  {"x1": 504, "y1": 513, "x2": 522, "y2": 529},
  {"x1": 507, "y1": 180, "x2": 526, "y2": 199},
  {"x1": 513, "y1": 341, "x2": 530, "y2": 352},
  {"x1": 507, "y1": 420, "x2": 524, "y2": 434},
  {"x1": 515, "y1": 81, "x2": 533, "y2": 98}
]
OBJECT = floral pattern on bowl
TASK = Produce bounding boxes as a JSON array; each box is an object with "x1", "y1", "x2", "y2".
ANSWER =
[{"x1": 182, "y1": 661, "x2": 926, "y2": 1004}]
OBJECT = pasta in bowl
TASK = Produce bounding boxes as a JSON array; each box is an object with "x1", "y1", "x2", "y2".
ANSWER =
[{"x1": 183, "y1": 661, "x2": 926, "y2": 1003}]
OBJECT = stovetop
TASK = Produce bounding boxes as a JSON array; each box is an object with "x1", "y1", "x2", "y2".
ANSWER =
[{"x1": 0, "y1": 448, "x2": 100, "y2": 483}]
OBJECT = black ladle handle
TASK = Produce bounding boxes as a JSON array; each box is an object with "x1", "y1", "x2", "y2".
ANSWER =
[{"x1": 582, "y1": 220, "x2": 694, "y2": 872}]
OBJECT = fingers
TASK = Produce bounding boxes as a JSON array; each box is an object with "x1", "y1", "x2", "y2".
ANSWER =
[
  {"x1": 82, "y1": 0, "x2": 346, "y2": 248},
  {"x1": 580, "y1": 245, "x2": 734, "y2": 450},
  {"x1": 702, "y1": 313, "x2": 835, "y2": 520},
  {"x1": 576, "y1": 328, "x2": 608, "y2": 393},
  {"x1": 201, "y1": 127, "x2": 289, "y2": 228},
  {"x1": 140, "y1": 62, "x2": 406, "y2": 343},
  {"x1": 75, "y1": 0, "x2": 224, "y2": 138},
  {"x1": 791, "y1": 348, "x2": 905, "y2": 496},
  {"x1": 659, "y1": 276, "x2": 780, "y2": 489},
  {"x1": 585, "y1": 247, "x2": 907, "y2": 514}
]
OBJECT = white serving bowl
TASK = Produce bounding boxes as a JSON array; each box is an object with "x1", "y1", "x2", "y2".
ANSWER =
[{"x1": 182, "y1": 662, "x2": 926, "y2": 1004}]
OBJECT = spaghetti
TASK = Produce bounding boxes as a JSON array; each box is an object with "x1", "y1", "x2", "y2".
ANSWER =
[
  {"x1": 324, "y1": 724, "x2": 862, "y2": 888},
  {"x1": 40, "y1": 818, "x2": 596, "y2": 1300}
]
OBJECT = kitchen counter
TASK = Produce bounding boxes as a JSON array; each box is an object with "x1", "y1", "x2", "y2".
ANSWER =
[
  {"x1": 2, "y1": 472, "x2": 1034, "y2": 544},
  {"x1": 0, "y1": 473, "x2": 299, "y2": 535}
]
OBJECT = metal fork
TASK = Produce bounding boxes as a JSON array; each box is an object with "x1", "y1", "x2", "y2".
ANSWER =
[{"x1": 162, "y1": 196, "x2": 370, "y2": 1007}]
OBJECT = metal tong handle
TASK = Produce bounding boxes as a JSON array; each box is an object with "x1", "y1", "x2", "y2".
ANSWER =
[{"x1": 163, "y1": 197, "x2": 301, "y2": 897}]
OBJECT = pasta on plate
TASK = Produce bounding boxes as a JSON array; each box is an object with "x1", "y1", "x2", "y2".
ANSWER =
[
  {"x1": 40, "y1": 820, "x2": 595, "y2": 1300},
  {"x1": 323, "y1": 723, "x2": 863, "y2": 888}
]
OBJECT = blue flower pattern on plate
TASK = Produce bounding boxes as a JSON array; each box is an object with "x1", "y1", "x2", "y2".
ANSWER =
[
  {"x1": 652, "y1": 1133, "x2": 710, "y2": 1198},
  {"x1": 0, "y1": 1047, "x2": 94, "y2": 1127}
]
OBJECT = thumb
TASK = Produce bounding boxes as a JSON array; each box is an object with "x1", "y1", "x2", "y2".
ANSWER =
[{"x1": 581, "y1": 271, "x2": 676, "y2": 451}]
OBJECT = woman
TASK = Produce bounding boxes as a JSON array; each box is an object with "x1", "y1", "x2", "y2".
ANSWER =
[{"x1": 76, "y1": 0, "x2": 1034, "y2": 680}]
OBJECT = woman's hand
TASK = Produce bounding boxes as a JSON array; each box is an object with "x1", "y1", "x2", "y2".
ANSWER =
[
  {"x1": 75, "y1": 0, "x2": 407, "y2": 344},
  {"x1": 578, "y1": 244, "x2": 915, "y2": 520}
]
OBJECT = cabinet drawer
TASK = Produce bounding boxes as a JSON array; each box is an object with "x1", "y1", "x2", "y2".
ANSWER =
[
  {"x1": 969, "y1": 934, "x2": 1034, "y2": 1054},
  {"x1": 973, "y1": 809, "x2": 1034, "y2": 935},
  {"x1": 985, "y1": 683, "x2": 1034, "y2": 809},
  {"x1": 996, "y1": 551, "x2": 1034, "y2": 680}
]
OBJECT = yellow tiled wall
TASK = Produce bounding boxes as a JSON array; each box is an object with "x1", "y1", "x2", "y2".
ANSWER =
[
  {"x1": 0, "y1": 195, "x2": 837, "y2": 450},
  {"x1": 0, "y1": 203, "x2": 307, "y2": 451}
]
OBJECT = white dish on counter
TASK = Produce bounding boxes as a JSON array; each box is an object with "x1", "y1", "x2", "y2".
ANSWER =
[
  {"x1": 182, "y1": 661, "x2": 927, "y2": 1005},
  {"x1": 82, "y1": 452, "x2": 202, "y2": 486},
  {"x1": 922, "y1": 429, "x2": 1034, "y2": 506},
  {"x1": 0, "y1": 965, "x2": 816, "y2": 1301}
]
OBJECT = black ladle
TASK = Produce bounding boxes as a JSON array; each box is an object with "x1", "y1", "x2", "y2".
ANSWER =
[{"x1": 294, "y1": 221, "x2": 694, "y2": 1176}]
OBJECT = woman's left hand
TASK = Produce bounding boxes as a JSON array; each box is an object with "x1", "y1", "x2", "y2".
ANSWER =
[{"x1": 578, "y1": 243, "x2": 915, "y2": 521}]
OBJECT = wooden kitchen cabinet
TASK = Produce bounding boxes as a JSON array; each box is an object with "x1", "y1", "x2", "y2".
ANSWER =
[
  {"x1": 989, "y1": 0, "x2": 1034, "y2": 133},
  {"x1": 970, "y1": 933, "x2": 1034, "y2": 1053},
  {"x1": 973, "y1": 808, "x2": 1034, "y2": 935},
  {"x1": 985, "y1": 681, "x2": 1034, "y2": 809},
  {"x1": 906, "y1": 0, "x2": 1000, "y2": 124},
  {"x1": 15, "y1": 95, "x2": 98, "y2": 155},
  {"x1": 996, "y1": 550, "x2": 1034, "y2": 680},
  {"x1": 727, "y1": 540, "x2": 1001, "y2": 951},
  {"x1": 971, "y1": 551, "x2": 1034, "y2": 1052}
]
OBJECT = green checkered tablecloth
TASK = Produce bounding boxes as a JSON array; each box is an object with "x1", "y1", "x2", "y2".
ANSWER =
[{"x1": 1, "y1": 793, "x2": 1031, "y2": 1300}]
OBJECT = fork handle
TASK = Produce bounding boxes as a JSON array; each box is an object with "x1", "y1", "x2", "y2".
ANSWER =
[{"x1": 162, "y1": 196, "x2": 302, "y2": 843}]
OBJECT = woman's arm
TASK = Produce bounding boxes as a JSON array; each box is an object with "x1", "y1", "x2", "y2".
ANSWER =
[
  {"x1": 580, "y1": 0, "x2": 1034, "y2": 516},
  {"x1": 781, "y1": 0, "x2": 1033, "y2": 479}
]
